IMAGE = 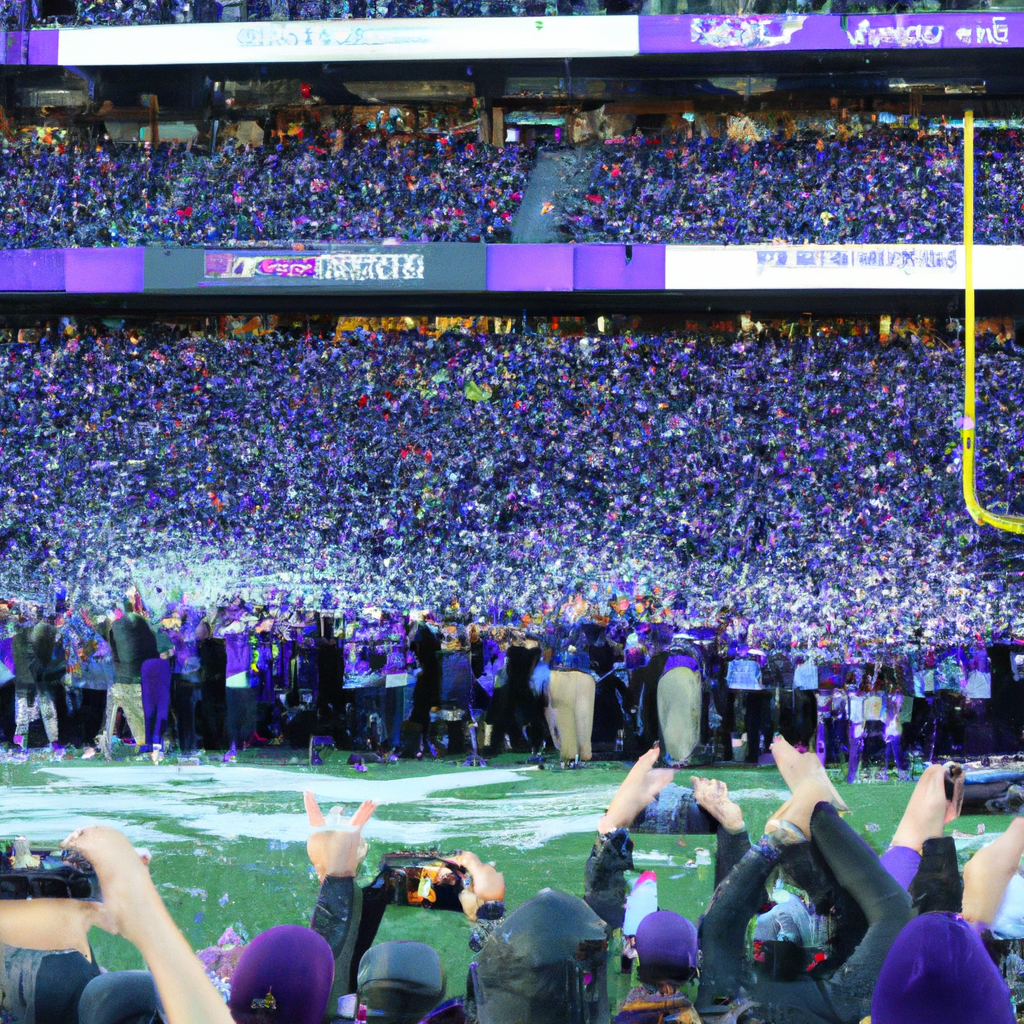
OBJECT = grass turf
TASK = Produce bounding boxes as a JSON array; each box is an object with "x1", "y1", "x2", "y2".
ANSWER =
[{"x1": 0, "y1": 750, "x2": 1001, "y2": 1007}]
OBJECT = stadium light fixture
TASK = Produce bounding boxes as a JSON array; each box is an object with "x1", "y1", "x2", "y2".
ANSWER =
[{"x1": 961, "y1": 108, "x2": 1024, "y2": 535}]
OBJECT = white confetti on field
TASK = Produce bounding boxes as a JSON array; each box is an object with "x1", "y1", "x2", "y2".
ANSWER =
[{"x1": 19, "y1": 765, "x2": 618, "y2": 850}]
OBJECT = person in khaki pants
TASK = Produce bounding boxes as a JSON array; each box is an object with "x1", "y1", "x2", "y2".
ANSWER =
[
  {"x1": 95, "y1": 611, "x2": 156, "y2": 755},
  {"x1": 546, "y1": 668, "x2": 596, "y2": 763}
]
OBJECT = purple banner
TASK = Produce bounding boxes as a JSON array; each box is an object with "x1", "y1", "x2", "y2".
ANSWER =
[
  {"x1": 27, "y1": 29, "x2": 58, "y2": 65},
  {"x1": 639, "y1": 12, "x2": 1018, "y2": 52},
  {"x1": 65, "y1": 248, "x2": 145, "y2": 293},
  {"x1": 0, "y1": 250, "x2": 66, "y2": 292},
  {"x1": 3, "y1": 31, "x2": 28, "y2": 66},
  {"x1": 573, "y1": 244, "x2": 665, "y2": 291},
  {"x1": 486, "y1": 244, "x2": 573, "y2": 292}
]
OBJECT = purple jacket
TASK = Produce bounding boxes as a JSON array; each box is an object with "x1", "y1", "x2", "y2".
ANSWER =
[{"x1": 0, "y1": 637, "x2": 13, "y2": 675}]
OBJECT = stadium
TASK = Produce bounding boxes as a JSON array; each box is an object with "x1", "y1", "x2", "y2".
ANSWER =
[{"x1": 1, "y1": 2, "x2": 1024, "y2": 1023}]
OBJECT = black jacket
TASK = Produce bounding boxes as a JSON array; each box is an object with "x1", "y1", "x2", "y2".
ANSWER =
[
  {"x1": 11, "y1": 624, "x2": 66, "y2": 696},
  {"x1": 108, "y1": 613, "x2": 158, "y2": 686}
]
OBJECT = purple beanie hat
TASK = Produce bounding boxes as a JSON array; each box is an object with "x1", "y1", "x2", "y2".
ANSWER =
[
  {"x1": 872, "y1": 913, "x2": 1015, "y2": 1024},
  {"x1": 635, "y1": 910, "x2": 699, "y2": 985},
  {"x1": 228, "y1": 925, "x2": 335, "y2": 1024}
]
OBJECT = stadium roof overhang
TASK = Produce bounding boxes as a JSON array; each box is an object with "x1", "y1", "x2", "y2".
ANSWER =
[{"x1": 6, "y1": 12, "x2": 1024, "y2": 82}]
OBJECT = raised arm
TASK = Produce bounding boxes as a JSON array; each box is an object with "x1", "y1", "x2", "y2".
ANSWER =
[
  {"x1": 0, "y1": 898, "x2": 106, "y2": 959},
  {"x1": 306, "y1": 793, "x2": 377, "y2": 1007},
  {"x1": 586, "y1": 744, "x2": 675, "y2": 930},
  {"x1": 690, "y1": 776, "x2": 751, "y2": 887},
  {"x1": 62, "y1": 826, "x2": 234, "y2": 1024},
  {"x1": 962, "y1": 816, "x2": 1024, "y2": 927},
  {"x1": 889, "y1": 764, "x2": 951, "y2": 855},
  {"x1": 597, "y1": 743, "x2": 676, "y2": 835}
]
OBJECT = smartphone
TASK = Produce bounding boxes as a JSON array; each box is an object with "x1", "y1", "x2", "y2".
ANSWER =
[{"x1": 379, "y1": 853, "x2": 466, "y2": 913}]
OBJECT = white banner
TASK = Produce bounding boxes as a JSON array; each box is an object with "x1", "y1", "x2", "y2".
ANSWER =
[
  {"x1": 666, "y1": 243, "x2": 1024, "y2": 290},
  {"x1": 973, "y1": 245, "x2": 1024, "y2": 290},
  {"x1": 666, "y1": 244, "x2": 961, "y2": 291},
  {"x1": 54, "y1": 15, "x2": 639, "y2": 65}
]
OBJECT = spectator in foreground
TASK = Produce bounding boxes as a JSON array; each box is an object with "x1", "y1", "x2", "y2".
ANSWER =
[{"x1": 60, "y1": 825, "x2": 235, "y2": 1024}]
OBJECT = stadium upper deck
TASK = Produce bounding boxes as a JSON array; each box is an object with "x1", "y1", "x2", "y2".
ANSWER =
[{"x1": 4, "y1": 0, "x2": 1024, "y2": 316}]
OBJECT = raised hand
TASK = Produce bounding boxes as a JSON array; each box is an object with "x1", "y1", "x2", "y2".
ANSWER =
[
  {"x1": 449, "y1": 850, "x2": 505, "y2": 921},
  {"x1": 64, "y1": 825, "x2": 234, "y2": 1024},
  {"x1": 691, "y1": 776, "x2": 745, "y2": 835},
  {"x1": 890, "y1": 764, "x2": 950, "y2": 853},
  {"x1": 61, "y1": 826, "x2": 155, "y2": 944},
  {"x1": 598, "y1": 744, "x2": 676, "y2": 834},
  {"x1": 766, "y1": 775, "x2": 838, "y2": 841},
  {"x1": 771, "y1": 735, "x2": 849, "y2": 812},
  {"x1": 304, "y1": 792, "x2": 378, "y2": 882}
]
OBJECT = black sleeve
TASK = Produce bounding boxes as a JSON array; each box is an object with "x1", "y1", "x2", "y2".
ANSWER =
[
  {"x1": 311, "y1": 875, "x2": 363, "y2": 1007},
  {"x1": 584, "y1": 828, "x2": 634, "y2": 932},
  {"x1": 752, "y1": 803, "x2": 913, "y2": 1024},
  {"x1": 697, "y1": 840, "x2": 778, "y2": 1010},
  {"x1": 907, "y1": 835, "x2": 963, "y2": 916},
  {"x1": 347, "y1": 871, "x2": 393, "y2": 994},
  {"x1": 714, "y1": 826, "x2": 752, "y2": 890}
]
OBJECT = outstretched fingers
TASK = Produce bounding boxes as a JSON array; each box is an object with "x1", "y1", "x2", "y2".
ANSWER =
[
  {"x1": 349, "y1": 799, "x2": 378, "y2": 830},
  {"x1": 691, "y1": 776, "x2": 745, "y2": 834},
  {"x1": 305, "y1": 794, "x2": 377, "y2": 831},
  {"x1": 304, "y1": 791, "x2": 326, "y2": 827}
]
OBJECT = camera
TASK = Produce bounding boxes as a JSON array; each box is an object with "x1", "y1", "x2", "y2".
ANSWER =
[{"x1": 0, "y1": 844, "x2": 98, "y2": 900}]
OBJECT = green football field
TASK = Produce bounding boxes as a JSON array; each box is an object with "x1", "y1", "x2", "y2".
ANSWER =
[{"x1": 0, "y1": 751, "x2": 1001, "y2": 1009}]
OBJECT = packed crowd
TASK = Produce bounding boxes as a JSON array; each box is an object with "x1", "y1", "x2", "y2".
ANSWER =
[
  {"x1": 12, "y1": 0, "x2": 598, "y2": 27},
  {"x1": 72, "y1": 0, "x2": 191, "y2": 27},
  {"x1": 559, "y1": 127, "x2": 1024, "y2": 246},
  {"x1": 8, "y1": 128, "x2": 1024, "y2": 248},
  {"x1": 8, "y1": 0, "x2": 1001, "y2": 27},
  {"x1": 0, "y1": 136, "x2": 533, "y2": 247},
  {"x1": 0, "y1": 322, "x2": 1021, "y2": 649},
  {"x1": 5, "y1": 737, "x2": 1024, "y2": 1024},
  {"x1": 1, "y1": 575, "x2": 1019, "y2": 770}
]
